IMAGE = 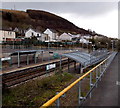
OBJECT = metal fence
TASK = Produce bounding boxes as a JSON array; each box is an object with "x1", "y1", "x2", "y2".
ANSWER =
[{"x1": 40, "y1": 52, "x2": 116, "y2": 107}]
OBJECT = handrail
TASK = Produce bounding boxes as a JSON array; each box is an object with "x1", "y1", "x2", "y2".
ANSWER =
[{"x1": 40, "y1": 55, "x2": 111, "y2": 108}]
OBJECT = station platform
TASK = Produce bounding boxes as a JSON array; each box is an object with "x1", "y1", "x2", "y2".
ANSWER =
[{"x1": 82, "y1": 52, "x2": 119, "y2": 106}]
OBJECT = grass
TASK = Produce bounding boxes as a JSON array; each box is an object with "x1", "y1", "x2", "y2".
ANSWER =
[{"x1": 2, "y1": 72, "x2": 74, "y2": 107}]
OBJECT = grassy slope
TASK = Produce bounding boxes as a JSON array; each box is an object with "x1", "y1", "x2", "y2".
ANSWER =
[
  {"x1": 3, "y1": 72, "x2": 74, "y2": 107},
  {"x1": 1, "y1": 9, "x2": 89, "y2": 34}
]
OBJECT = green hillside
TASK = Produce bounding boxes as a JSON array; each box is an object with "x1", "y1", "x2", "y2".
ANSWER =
[{"x1": 1, "y1": 9, "x2": 90, "y2": 34}]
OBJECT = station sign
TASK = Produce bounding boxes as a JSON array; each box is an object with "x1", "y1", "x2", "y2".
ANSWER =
[
  {"x1": 46, "y1": 63, "x2": 56, "y2": 70},
  {"x1": 1, "y1": 57, "x2": 11, "y2": 61}
]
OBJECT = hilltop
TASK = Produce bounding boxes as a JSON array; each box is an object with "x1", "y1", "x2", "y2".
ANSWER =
[{"x1": 1, "y1": 9, "x2": 91, "y2": 34}]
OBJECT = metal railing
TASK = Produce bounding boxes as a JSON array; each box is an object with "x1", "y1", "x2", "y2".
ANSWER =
[{"x1": 40, "y1": 53, "x2": 114, "y2": 108}]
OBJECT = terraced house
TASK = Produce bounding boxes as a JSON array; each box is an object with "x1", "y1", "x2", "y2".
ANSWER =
[{"x1": 0, "y1": 29, "x2": 16, "y2": 43}]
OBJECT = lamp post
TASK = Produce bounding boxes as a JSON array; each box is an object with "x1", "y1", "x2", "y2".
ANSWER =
[
  {"x1": 88, "y1": 42, "x2": 92, "y2": 53},
  {"x1": 60, "y1": 44, "x2": 62, "y2": 50},
  {"x1": 13, "y1": 39, "x2": 15, "y2": 49}
]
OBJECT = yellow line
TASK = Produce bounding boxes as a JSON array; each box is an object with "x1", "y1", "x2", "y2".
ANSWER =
[{"x1": 40, "y1": 55, "x2": 111, "y2": 108}]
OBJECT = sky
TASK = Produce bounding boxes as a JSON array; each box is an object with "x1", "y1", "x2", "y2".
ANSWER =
[{"x1": 1, "y1": 1, "x2": 119, "y2": 39}]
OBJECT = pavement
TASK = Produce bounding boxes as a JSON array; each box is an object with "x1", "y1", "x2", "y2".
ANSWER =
[{"x1": 82, "y1": 52, "x2": 119, "y2": 106}]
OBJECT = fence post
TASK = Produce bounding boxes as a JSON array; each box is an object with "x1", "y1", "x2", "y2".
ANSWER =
[
  {"x1": 27, "y1": 54, "x2": 29, "y2": 65},
  {"x1": 34, "y1": 54, "x2": 37, "y2": 63},
  {"x1": 96, "y1": 68, "x2": 98, "y2": 88},
  {"x1": 18, "y1": 52, "x2": 20, "y2": 67},
  {"x1": 41, "y1": 51, "x2": 43, "y2": 62},
  {"x1": 78, "y1": 81, "x2": 81, "y2": 105},
  {"x1": 102, "y1": 63, "x2": 105, "y2": 76},
  {"x1": 59, "y1": 55, "x2": 62, "y2": 73},
  {"x1": 90, "y1": 72, "x2": 93, "y2": 98},
  {"x1": 56, "y1": 92, "x2": 60, "y2": 108},
  {"x1": 99, "y1": 65, "x2": 102, "y2": 81}
]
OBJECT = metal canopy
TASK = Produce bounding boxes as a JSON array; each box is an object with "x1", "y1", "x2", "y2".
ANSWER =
[
  {"x1": 10, "y1": 50, "x2": 44, "y2": 56},
  {"x1": 62, "y1": 51, "x2": 109, "y2": 67},
  {"x1": 9, "y1": 50, "x2": 44, "y2": 67}
]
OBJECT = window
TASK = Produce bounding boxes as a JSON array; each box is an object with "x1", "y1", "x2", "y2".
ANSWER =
[
  {"x1": 10, "y1": 32, "x2": 12, "y2": 35},
  {"x1": 45, "y1": 37, "x2": 47, "y2": 40},
  {"x1": 37, "y1": 34, "x2": 39, "y2": 37},
  {"x1": 31, "y1": 32, "x2": 34, "y2": 36}
]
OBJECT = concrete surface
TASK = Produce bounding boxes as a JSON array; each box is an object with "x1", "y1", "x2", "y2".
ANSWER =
[{"x1": 82, "y1": 52, "x2": 119, "y2": 106}]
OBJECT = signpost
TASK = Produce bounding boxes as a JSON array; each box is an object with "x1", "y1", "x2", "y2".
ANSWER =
[
  {"x1": 1, "y1": 57, "x2": 11, "y2": 69},
  {"x1": 46, "y1": 63, "x2": 56, "y2": 71}
]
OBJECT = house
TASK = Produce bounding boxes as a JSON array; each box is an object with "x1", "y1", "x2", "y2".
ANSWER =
[
  {"x1": 14, "y1": 27, "x2": 26, "y2": 37},
  {"x1": 59, "y1": 33, "x2": 73, "y2": 41},
  {"x1": 93, "y1": 34, "x2": 103, "y2": 39},
  {"x1": 0, "y1": 29, "x2": 16, "y2": 43},
  {"x1": 25, "y1": 28, "x2": 42, "y2": 40},
  {"x1": 43, "y1": 29, "x2": 58, "y2": 42},
  {"x1": 83, "y1": 35, "x2": 92, "y2": 39},
  {"x1": 79, "y1": 37, "x2": 89, "y2": 44},
  {"x1": 41, "y1": 33, "x2": 50, "y2": 42},
  {"x1": 68, "y1": 33, "x2": 81, "y2": 38}
]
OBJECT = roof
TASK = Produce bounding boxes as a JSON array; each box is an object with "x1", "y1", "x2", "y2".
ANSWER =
[
  {"x1": 0, "y1": 29, "x2": 15, "y2": 32},
  {"x1": 62, "y1": 51, "x2": 109, "y2": 67},
  {"x1": 44, "y1": 28, "x2": 57, "y2": 33},
  {"x1": 26, "y1": 28, "x2": 42, "y2": 33},
  {"x1": 60, "y1": 33, "x2": 73, "y2": 37},
  {"x1": 10, "y1": 50, "x2": 44, "y2": 56}
]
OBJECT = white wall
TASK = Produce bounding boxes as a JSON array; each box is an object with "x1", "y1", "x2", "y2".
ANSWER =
[
  {"x1": 41, "y1": 33, "x2": 50, "y2": 42},
  {"x1": 25, "y1": 28, "x2": 41, "y2": 38},
  {"x1": 83, "y1": 35, "x2": 92, "y2": 39},
  {"x1": 79, "y1": 38, "x2": 89, "y2": 44},
  {"x1": 0, "y1": 30, "x2": 16, "y2": 42},
  {"x1": 0, "y1": 30, "x2": 2, "y2": 42},
  {"x1": 59, "y1": 33, "x2": 72, "y2": 41},
  {"x1": 44, "y1": 29, "x2": 57, "y2": 41}
]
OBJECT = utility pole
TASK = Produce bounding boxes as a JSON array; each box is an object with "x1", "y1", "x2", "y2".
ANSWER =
[{"x1": 14, "y1": 4, "x2": 16, "y2": 10}]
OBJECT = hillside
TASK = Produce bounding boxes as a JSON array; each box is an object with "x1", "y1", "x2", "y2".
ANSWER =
[{"x1": 1, "y1": 9, "x2": 90, "y2": 34}]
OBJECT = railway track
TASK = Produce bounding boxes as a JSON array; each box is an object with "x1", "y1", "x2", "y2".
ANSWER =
[
  {"x1": 2, "y1": 58, "x2": 74, "y2": 88},
  {"x1": 2, "y1": 51, "x2": 110, "y2": 88}
]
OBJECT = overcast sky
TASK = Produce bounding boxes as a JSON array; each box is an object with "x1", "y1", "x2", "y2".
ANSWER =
[{"x1": 1, "y1": 2, "x2": 118, "y2": 38}]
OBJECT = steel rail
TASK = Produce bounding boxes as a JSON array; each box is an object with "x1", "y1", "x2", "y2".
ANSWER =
[{"x1": 40, "y1": 55, "x2": 111, "y2": 108}]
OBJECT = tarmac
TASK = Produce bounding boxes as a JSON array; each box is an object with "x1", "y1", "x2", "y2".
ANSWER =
[{"x1": 82, "y1": 52, "x2": 119, "y2": 106}]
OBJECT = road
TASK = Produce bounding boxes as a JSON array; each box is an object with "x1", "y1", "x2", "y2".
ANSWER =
[{"x1": 82, "y1": 52, "x2": 119, "y2": 106}]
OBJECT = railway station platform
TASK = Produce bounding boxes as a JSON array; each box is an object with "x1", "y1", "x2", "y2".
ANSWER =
[{"x1": 82, "y1": 52, "x2": 119, "y2": 106}]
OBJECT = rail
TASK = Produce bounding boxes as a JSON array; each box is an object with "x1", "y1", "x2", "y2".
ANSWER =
[{"x1": 40, "y1": 53, "x2": 113, "y2": 108}]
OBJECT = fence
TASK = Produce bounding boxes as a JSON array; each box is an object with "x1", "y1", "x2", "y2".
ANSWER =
[{"x1": 40, "y1": 53, "x2": 114, "y2": 107}]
